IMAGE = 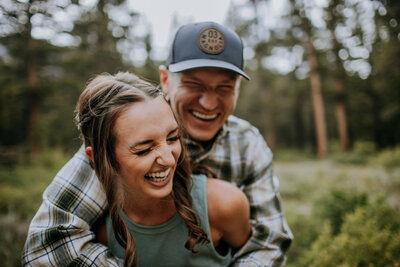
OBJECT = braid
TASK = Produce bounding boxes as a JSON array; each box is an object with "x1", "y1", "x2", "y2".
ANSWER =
[
  {"x1": 101, "y1": 171, "x2": 136, "y2": 267},
  {"x1": 109, "y1": 202, "x2": 137, "y2": 267},
  {"x1": 173, "y1": 144, "x2": 210, "y2": 252}
]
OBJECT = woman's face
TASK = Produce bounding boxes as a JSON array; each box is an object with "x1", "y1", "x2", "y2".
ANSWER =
[{"x1": 113, "y1": 96, "x2": 182, "y2": 201}]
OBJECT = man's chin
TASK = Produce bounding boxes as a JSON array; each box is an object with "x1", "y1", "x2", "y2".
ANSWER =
[{"x1": 186, "y1": 128, "x2": 218, "y2": 143}]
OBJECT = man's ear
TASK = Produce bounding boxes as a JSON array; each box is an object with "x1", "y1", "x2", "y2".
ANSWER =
[
  {"x1": 159, "y1": 65, "x2": 170, "y2": 94},
  {"x1": 85, "y1": 146, "x2": 94, "y2": 161},
  {"x1": 234, "y1": 76, "x2": 242, "y2": 104}
]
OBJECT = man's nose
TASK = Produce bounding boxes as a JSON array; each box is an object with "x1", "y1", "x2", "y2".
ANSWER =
[
  {"x1": 155, "y1": 144, "x2": 175, "y2": 166},
  {"x1": 198, "y1": 91, "x2": 218, "y2": 110}
]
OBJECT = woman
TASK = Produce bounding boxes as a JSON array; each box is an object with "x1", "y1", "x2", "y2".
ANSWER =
[{"x1": 75, "y1": 71, "x2": 251, "y2": 266}]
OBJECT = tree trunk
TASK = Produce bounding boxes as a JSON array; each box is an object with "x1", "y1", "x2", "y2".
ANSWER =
[
  {"x1": 27, "y1": 0, "x2": 41, "y2": 154},
  {"x1": 326, "y1": 0, "x2": 350, "y2": 152},
  {"x1": 306, "y1": 33, "x2": 328, "y2": 158},
  {"x1": 259, "y1": 70, "x2": 276, "y2": 151},
  {"x1": 333, "y1": 78, "x2": 349, "y2": 151}
]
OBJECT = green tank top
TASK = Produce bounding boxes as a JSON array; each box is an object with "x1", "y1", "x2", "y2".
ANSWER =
[{"x1": 106, "y1": 174, "x2": 232, "y2": 267}]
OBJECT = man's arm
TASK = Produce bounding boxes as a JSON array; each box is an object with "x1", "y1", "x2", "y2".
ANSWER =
[
  {"x1": 230, "y1": 134, "x2": 293, "y2": 267},
  {"x1": 22, "y1": 146, "x2": 122, "y2": 266}
]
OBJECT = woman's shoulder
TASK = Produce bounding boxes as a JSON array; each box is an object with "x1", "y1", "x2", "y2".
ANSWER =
[
  {"x1": 206, "y1": 178, "x2": 249, "y2": 226},
  {"x1": 206, "y1": 178, "x2": 251, "y2": 249}
]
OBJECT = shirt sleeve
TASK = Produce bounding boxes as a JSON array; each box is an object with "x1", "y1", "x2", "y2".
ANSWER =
[
  {"x1": 22, "y1": 146, "x2": 122, "y2": 266},
  {"x1": 230, "y1": 134, "x2": 293, "y2": 267}
]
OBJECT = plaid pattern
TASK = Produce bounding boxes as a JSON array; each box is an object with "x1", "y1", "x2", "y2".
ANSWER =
[
  {"x1": 22, "y1": 115, "x2": 292, "y2": 267},
  {"x1": 187, "y1": 115, "x2": 293, "y2": 267}
]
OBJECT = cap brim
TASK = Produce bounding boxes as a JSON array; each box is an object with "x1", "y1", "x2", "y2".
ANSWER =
[{"x1": 168, "y1": 59, "x2": 250, "y2": 80}]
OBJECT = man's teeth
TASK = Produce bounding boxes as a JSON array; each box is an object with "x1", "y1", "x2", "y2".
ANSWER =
[
  {"x1": 145, "y1": 168, "x2": 171, "y2": 182},
  {"x1": 192, "y1": 111, "x2": 217, "y2": 120}
]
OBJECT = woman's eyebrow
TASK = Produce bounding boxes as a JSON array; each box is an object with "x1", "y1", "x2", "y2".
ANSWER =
[
  {"x1": 168, "y1": 127, "x2": 179, "y2": 136},
  {"x1": 130, "y1": 139, "x2": 153, "y2": 151},
  {"x1": 129, "y1": 127, "x2": 178, "y2": 150}
]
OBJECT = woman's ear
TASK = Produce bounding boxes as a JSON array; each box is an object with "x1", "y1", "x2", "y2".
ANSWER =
[{"x1": 85, "y1": 146, "x2": 94, "y2": 161}]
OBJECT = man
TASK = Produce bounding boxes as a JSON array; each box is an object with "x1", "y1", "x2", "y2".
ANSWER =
[{"x1": 22, "y1": 21, "x2": 292, "y2": 267}]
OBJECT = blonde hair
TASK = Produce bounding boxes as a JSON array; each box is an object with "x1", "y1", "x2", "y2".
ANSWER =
[{"x1": 75, "y1": 72, "x2": 209, "y2": 266}]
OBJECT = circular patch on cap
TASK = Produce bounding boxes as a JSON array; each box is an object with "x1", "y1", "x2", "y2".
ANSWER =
[{"x1": 198, "y1": 28, "x2": 225, "y2": 55}]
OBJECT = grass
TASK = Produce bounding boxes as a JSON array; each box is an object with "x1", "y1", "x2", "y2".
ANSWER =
[
  {"x1": 274, "y1": 149, "x2": 400, "y2": 266},
  {"x1": 0, "y1": 147, "x2": 399, "y2": 266},
  {"x1": 0, "y1": 149, "x2": 71, "y2": 267}
]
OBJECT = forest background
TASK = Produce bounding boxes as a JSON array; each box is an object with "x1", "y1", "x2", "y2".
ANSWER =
[{"x1": 1, "y1": 0, "x2": 399, "y2": 266}]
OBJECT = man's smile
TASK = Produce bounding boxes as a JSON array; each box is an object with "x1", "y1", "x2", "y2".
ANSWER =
[{"x1": 191, "y1": 110, "x2": 218, "y2": 121}]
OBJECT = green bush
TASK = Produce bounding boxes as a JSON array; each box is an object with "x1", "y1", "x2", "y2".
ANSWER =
[
  {"x1": 0, "y1": 150, "x2": 72, "y2": 267},
  {"x1": 303, "y1": 198, "x2": 400, "y2": 266},
  {"x1": 0, "y1": 149, "x2": 70, "y2": 218},
  {"x1": 369, "y1": 146, "x2": 400, "y2": 170},
  {"x1": 0, "y1": 213, "x2": 30, "y2": 267},
  {"x1": 285, "y1": 214, "x2": 319, "y2": 267},
  {"x1": 312, "y1": 189, "x2": 368, "y2": 235},
  {"x1": 332, "y1": 141, "x2": 376, "y2": 165}
]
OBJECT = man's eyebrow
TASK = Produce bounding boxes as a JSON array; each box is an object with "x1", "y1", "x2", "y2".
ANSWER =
[{"x1": 181, "y1": 74, "x2": 200, "y2": 81}]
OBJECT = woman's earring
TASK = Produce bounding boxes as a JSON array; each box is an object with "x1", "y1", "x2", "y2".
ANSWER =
[{"x1": 164, "y1": 93, "x2": 170, "y2": 102}]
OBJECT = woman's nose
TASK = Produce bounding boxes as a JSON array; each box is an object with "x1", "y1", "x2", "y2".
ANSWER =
[{"x1": 155, "y1": 144, "x2": 175, "y2": 166}]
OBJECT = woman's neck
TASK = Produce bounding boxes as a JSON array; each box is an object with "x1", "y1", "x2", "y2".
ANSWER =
[{"x1": 123, "y1": 194, "x2": 176, "y2": 226}]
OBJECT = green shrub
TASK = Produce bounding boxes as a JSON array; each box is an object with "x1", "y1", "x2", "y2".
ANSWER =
[
  {"x1": 285, "y1": 214, "x2": 319, "y2": 267},
  {"x1": 0, "y1": 213, "x2": 30, "y2": 267},
  {"x1": 304, "y1": 198, "x2": 400, "y2": 266},
  {"x1": 369, "y1": 146, "x2": 400, "y2": 170},
  {"x1": 0, "y1": 149, "x2": 70, "y2": 218},
  {"x1": 274, "y1": 148, "x2": 316, "y2": 162},
  {"x1": 312, "y1": 189, "x2": 368, "y2": 235},
  {"x1": 332, "y1": 141, "x2": 376, "y2": 165}
]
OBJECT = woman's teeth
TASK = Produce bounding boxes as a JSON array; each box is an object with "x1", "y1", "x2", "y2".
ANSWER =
[
  {"x1": 192, "y1": 111, "x2": 217, "y2": 120},
  {"x1": 145, "y1": 168, "x2": 171, "y2": 182}
]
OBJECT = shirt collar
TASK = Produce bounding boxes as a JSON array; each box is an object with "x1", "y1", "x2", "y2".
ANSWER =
[{"x1": 185, "y1": 119, "x2": 230, "y2": 146}]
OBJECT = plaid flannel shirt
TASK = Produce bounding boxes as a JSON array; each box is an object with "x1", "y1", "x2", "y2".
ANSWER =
[{"x1": 22, "y1": 115, "x2": 292, "y2": 267}]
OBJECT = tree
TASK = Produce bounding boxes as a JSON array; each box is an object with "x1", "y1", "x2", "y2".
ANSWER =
[
  {"x1": 289, "y1": 0, "x2": 329, "y2": 158},
  {"x1": 325, "y1": 0, "x2": 350, "y2": 151},
  {"x1": 368, "y1": 0, "x2": 400, "y2": 148},
  {"x1": 0, "y1": 0, "x2": 66, "y2": 155}
]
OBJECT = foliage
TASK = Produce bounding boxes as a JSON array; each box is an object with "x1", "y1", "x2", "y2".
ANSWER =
[
  {"x1": 331, "y1": 141, "x2": 376, "y2": 165},
  {"x1": 312, "y1": 189, "x2": 368, "y2": 235},
  {"x1": 369, "y1": 146, "x2": 400, "y2": 170},
  {"x1": 304, "y1": 198, "x2": 400, "y2": 266},
  {"x1": 0, "y1": 149, "x2": 72, "y2": 267},
  {"x1": 277, "y1": 155, "x2": 400, "y2": 267},
  {"x1": 0, "y1": 213, "x2": 30, "y2": 267},
  {"x1": 0, "y1": 149, "x2": 70, "y2": 218}
]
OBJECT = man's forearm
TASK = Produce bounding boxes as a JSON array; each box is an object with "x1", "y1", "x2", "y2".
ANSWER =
[
  {"x1": 230, "y1": 220, "x2": 292, "y2": 267},
  {"x1": 22, "y1": 147, "x2": 118, "y2": 266},
  {"x1": 232, "y1": 144, "x2": 293, "y2": 267}
]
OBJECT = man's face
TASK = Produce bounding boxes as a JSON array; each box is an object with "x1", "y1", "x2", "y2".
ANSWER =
[{"x1": 160, "y1": 67, "x2": 241, "y2": 142}]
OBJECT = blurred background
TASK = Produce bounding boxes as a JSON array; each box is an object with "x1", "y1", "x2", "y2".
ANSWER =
[{"x1": 1, "y1": 0, "x2": 399, "y2": 266}]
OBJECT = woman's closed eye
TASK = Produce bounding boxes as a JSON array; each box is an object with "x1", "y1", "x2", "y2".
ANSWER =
[
  {"x1": 136, "y1": 147, "x2": 152, "y2": 156},
  {"x1": 168, "y1": 135, "x2": 180, "y2": 143}
]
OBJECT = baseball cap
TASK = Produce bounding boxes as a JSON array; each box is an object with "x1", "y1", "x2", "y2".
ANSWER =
[{"x1": 166, "y1": 21, "x2": 250, "y2": 80}]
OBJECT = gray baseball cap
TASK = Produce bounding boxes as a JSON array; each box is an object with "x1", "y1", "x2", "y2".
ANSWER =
[{"x1": 166, "y1": 21, "x2": 250, "y2": 80}]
